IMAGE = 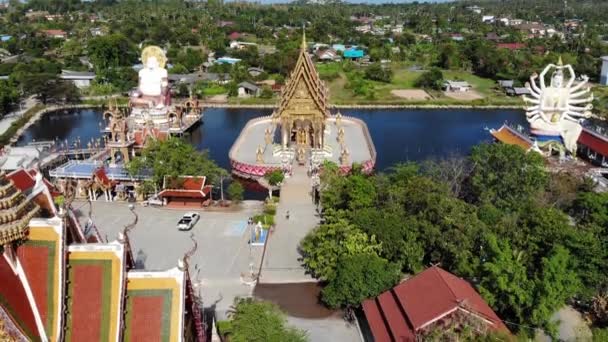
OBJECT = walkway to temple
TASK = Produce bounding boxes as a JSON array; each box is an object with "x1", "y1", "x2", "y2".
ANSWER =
[{"x1": 259, "y1": 165, "x2": 318, "y2": 283}]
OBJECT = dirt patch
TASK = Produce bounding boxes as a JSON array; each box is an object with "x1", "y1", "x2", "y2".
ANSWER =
[
  {"x1": 254, "y1": 282, "x2": 342, "y2": 319},
  {"x1": 443, "y1": 90, "x2": 484, "y2": 101},
  {"x1": 390, "y1": 89, "x2": 431, "y2": 100},
  {"x1": 207, "y1": 95, "x2": 228, "y2": 103}
]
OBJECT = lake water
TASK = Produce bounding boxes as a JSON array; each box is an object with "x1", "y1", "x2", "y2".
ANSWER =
[{"x1": 17, "y1": 107, "x2": 526, "y2": 171}]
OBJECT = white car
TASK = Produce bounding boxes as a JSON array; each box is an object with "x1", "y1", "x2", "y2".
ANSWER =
[{"x1": 177, "y1": 212, "x2": 200, "y2": 231}]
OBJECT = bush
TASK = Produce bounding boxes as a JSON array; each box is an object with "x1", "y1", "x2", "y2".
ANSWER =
[
  {"x1": 259, "y1": 86, "x2": 273, "y2": 99},
  {"x1": 263, "y1": 202, "x2": 277, "y2": 216},
  {"x1": 227, "y1": 298, "x2": 307, "y2": 342},
  {"x1": 252, "y1": 213, "x2": 274, "y2": 228},
  {"x1": 228, "y1": 181, "x2": 244, "y2": 203},
  {"x1": 364, "y1": 63, "x2": 393, "y2": 83},
  {"x1": 264, "y1": 170, "x2": 284, "y2": 186}
]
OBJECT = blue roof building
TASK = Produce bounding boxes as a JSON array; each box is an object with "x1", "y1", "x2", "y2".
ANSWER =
[
  {"x1": 332, "y1": 44, "x2": 346, "y2": 52},
  {"x1": 0, "y1": 35, "x2": 12, "y2": 42},
  {"x1": 343, "y1": 48, "x2": 365, "y2": 59},
  {"x1": 216, "y1": 57, "x2": 242, "y2": 65}
]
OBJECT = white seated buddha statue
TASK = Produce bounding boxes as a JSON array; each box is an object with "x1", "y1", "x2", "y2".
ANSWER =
[{"x1": 131, "y1": 46, "x2": 170, "y2": 109}]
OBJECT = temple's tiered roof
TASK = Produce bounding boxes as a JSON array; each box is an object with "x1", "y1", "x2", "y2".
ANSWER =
[
  {"x1": 274, "y1": 32, "x2": 330, "y2": 120},
  {"x1": 0, "y1": 171, "x2": 40, "y2": 245},
  {"x1": 17, "y1": 219, "x2": 64, "y2": 341},
  {"x1": 124, "y1": 268, "x2": 186, "y2": 342},
  {"x1": 65, "y1": 242, "x2": 126, "y2": 342}
]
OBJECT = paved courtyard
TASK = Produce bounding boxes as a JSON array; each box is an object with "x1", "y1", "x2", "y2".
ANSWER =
[{"x1": 73, "y1": 200, "x2": 264, "y2": 313}]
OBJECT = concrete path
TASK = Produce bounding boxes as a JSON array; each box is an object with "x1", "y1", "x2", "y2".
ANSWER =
[
  {"x1": 259, "y1": 165, "x2": 319, "y2": 283},
  {"x1": 0, "y1": 96, "x2": 37, "y2": 135}
]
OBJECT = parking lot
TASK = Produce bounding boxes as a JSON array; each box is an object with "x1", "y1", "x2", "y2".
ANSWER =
[{"x1": 73, "y1": 200, "x2": 265, "y2": 312}]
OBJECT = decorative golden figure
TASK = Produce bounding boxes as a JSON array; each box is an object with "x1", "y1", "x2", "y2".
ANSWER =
[
  {"x1": 335, "y1": 112, "x2": 342, "y2": 126},
  {"x1": 256, "y1": 145, "x2": 264, "y2": 164},
  {"x1": 337, "y1": 127, "x2": 345, "y2": 144},
  {"x1": 340, "y1": 148, "x2": 350, "y2": 166},
  {"x1": 264, "y1": 127, "x2": 273, "y2": 145}
]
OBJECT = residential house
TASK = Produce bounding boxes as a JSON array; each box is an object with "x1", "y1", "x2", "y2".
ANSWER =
[
  {"x1": 485, "y1": 32, "x2": 501, "y2": 42},
  {"x1": 450, "y1": 33, "x2": 464, "y2": 42},
  {"x1": 60, "y1": 70, "x2": 96, "y2": 88},
  {"x1": 219, "y1": 20, "x2": 234, "y2": 27},
  {"x1": 248, "y1": 67, "x2": 264, "y2": 77},
  {"x1": 509, "y1": 18, "x2": 524, "y2": 26},
  {"x1": 237, "y1": 82, "x2": 260, "y2": 98},
  {"x1": 89, "y1": 27, "x2": 105, "y2": 36},
  {"x1": 0, "y1": 34, "x2": 12, "y2": 42},
  {"x1": 332, "y1": 44, "x2": 346, "y2": 52},
  {"x1": 355, "y1": 24, "x2": 372, "y2": 34},
  {"x1": 466, "y1": 5, "x2": 483, "y2": 14},
  {"x1": 216, "y1": 57, "x2": 241, "y2": 65},
  {"x1": 315, "y1": 48, "x2": 340, "y2": 62},
  {"x1": 25, "y1": 10, "x2": 49, "y2": 20},
  {"x1": 600, "y1": 56, "x2": 608, "y2": 86},
  {"x1": 497, "y1": 80, "x2": 514, "y2": 89},
  {"x1": 168, "y1": 72, "x2": 231, "y2": 85},
  {"x1": 40, "y1": 29, "x2": 67, "y2": 39},
  {"x1": 343, "y1": 48, "x2": 365, "y2": 60},
  {"x1": 443, "y1": 80, "x2": 471, "y2": 92},
  {"x1": 482, "y1": 15, "x2": 495, "y2": 23},
  {"x1": 392, "y1": 24, "x2": 404, "y2": 34},
  {"x1": 506, "y1": 87, "x2": 531, "y2": 96},
  {"x1": 497, "y1": 42, "x2": 526, "y2": 50},
  {"x1": 229, "y1": 41, "x2": 258, "y2": 50},
  {"x1": 228, "y1": 32, "x2": 241, "y2": 41},
  {"x1": 360, "y1": 266, "x2": 509, "y2": 341}
]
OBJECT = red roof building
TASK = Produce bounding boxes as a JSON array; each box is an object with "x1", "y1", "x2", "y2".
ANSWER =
[
  {"x1": 361, "y1": 266, "x2": 508, "y2": 341},
  {"x1": 578, "y1": 127, "x2": 608, "y2": 164},
  {"x1": 228, "y1": 32, "x2": 241, "y2": 40},
  {"x1": 497, "y1": 43, "x2": 526, "y2": 50},
  {"x1": 158, "y1": 175, "x2": 212, "y2": 208}
]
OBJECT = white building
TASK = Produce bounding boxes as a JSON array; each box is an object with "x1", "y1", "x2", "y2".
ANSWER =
[
  {"x1": 443, "y1": 80, "x2": 471, "y2": 92},
  {"x1": 229, "y1": 41, "x2": 258, "y2": 50},
  {"x1": 601, "y1": 56, "x2": 608, "y2": 86},
  {"x1": 60, "y1": 70, "x2": 96, "y2": 88},
  {"x1": 482, "y1": 16, "x2": 495, "y2": 23}
]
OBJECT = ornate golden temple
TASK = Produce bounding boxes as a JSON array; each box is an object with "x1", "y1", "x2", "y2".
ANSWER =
[
  {"x1": 230, "y1": 32, "x2": 376, "y2": 178},
  {"x1": 274, "y1": 32, "x2": 330, "y2": 159}
]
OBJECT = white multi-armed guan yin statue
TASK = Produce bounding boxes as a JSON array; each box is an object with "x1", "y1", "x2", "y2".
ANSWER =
[{"x1": 523, "y1": 58, "x2": 594, "y2": 156}]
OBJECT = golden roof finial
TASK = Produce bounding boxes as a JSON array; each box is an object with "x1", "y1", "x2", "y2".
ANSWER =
[
  {"x1": 301, "y1": 24, "x2": 307, "y2": 50},
  {"x1": 558, "y1": 55, "x2": 563, "y2": 66}
]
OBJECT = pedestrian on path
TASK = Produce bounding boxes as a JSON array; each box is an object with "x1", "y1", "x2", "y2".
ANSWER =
[{"x1": 286, "y1": 210, "x2": 290, "y2": 220}]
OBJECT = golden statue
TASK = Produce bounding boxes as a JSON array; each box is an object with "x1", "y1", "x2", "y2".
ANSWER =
[
  {"x1": 265, "y1": 127, "x2": 273, "y2": 145},
  {"x1": 256, "y1": 145, "x2": 264, "y2": 164},
  {"x1": 340, "y1": 148, "x2": 350, "y2": 166}
]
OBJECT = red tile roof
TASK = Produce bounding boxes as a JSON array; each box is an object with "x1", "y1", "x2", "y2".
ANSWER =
[
  {"x1": 159, "y1": 176, "x2": 210, "y2": 199},
  {"x1": 6, "y1": 169, "x2": 36, "y2": 192},
  {"x1": 94, "y1": 167, "x2": 112, "y2": 188},
  {"x1": 69, "y1": 264, "x2": 104, "y2": 341},
  {"x1": 17, "y1": 244, "x2": 51, "y2": 336},
  {"x1": 362, "y1": 267, "x2": 508, "y2": 341},
  {"x1": 0, "y1": 255, "x2": 40, "y2": 340},
  {"x1": 496, "y1": 43, "x2": 526, "y2": 50},
  {"x1": 228, "y1": 32, "x2": 241, "y2": 40},
  {"x1": 579, "y1": 128, "x2": 608, "y2": 156}
]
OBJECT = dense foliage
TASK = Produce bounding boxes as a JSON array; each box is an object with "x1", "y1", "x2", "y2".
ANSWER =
[
  {"x1": 224, "y1": 298, "x2": 307, "y2": 342},
  {"x1": 304, "y1": 143, "x2": 608, "y2": 335},
  {"x1": 126, "y1": 137, "x2": 224, "y2": 187}
]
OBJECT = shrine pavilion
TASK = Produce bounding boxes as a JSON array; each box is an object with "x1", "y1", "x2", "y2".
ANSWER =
[
  {"x1": 230, "y1": 33, "x2": 376, "y2": 178},
  {"x1": 0, "y1": 169, "x2": 206, "y2": 341}
]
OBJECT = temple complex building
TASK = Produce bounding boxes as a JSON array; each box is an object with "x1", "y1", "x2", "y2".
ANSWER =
[
  {"x1": 230, "y1": 33, "x2": 376, "y2": 178},
  {"x1": 0, "y1": 169, "x2": 206, "y2": 341}
]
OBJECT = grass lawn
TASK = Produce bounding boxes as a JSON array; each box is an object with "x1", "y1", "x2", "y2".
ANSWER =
[
  {"x1": 319, "y1": 62, "x2": 523, "y2": 106},
  {"x1": 202, "y1": 84, "x2": 228, "y2": 96}
]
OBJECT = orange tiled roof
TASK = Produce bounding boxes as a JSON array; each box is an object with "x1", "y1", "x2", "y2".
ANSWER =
[{"x1": 490, "y1": 124, "x2": 532, "y2": 150}]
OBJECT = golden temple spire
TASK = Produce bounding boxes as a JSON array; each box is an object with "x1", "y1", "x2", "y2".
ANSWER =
[{"x1": 301, "y1": 24, "x2": 307, "y2": 50}]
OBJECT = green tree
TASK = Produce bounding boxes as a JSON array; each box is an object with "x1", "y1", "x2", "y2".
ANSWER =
[
  {"x1": 478, "y1": 234, "x2": 534, "y2": 325},
  {"x1": 126, "y1": 137, "x2": 224, "y2": 187},
  {"x1": 415, "y1": 67, "x2": 444, "y2": 90},
  {"x1": 0, "y1": 81, "x2": 19, "y2": 116},
  {"x1": 227, "y1": 298, "x2": 307, "y2": 342},
  {"x1": 364, "y1": 63, "x2": 393, "y2": 83},
  {"x1": 468, "y1": 143, "x2": 548, "y2": 210},
  {"x1": 300, "y1": 219, "x2": 381, "y2": 281},
  {"x1": 259, "y1": 85, "x2": 273, "y2": 99},
  {"x1": 321, "y1": 253, "x2": 400, "y2": 309},
  {"x1": 228, "y1": 181, "x2": 244, "y2": 203}
]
